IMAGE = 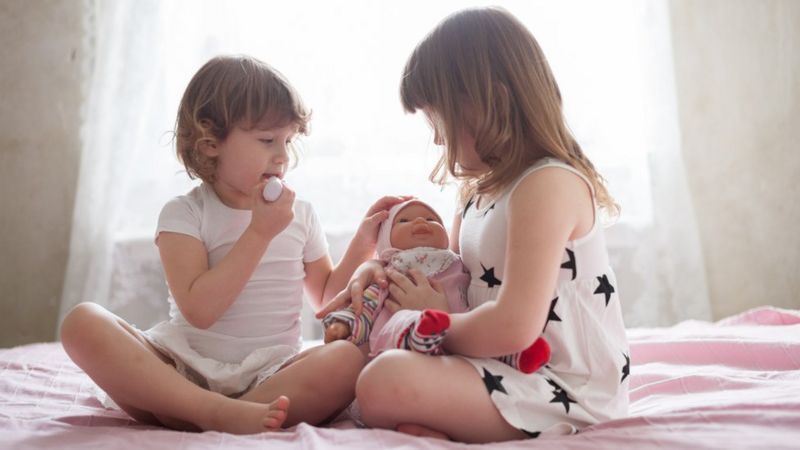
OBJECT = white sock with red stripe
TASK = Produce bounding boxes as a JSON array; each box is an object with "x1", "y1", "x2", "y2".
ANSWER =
[{"x1": 399, "y1": 309, "x2": 450, "y2": 355}]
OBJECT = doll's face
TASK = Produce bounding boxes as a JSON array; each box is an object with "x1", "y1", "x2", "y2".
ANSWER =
[{"x1": 390, "y1": 203, "x2": 449, "y2": 251}]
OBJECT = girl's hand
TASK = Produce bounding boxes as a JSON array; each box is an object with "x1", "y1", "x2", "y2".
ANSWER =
[
  {"x1": 351, "y1": 195, "x2": 415, "y2": 254},
  {"x1": 249, "y1": 180, "x2": 296, "y2": 240},
  {"x1": 316, "y1": 259, "x2": 387, "y2": 317},
  {"x1": 384, "y1": 268, "x2": 448, "y2": 314}
]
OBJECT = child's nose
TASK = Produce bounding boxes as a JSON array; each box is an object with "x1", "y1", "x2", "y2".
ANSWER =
[{"x1": 273, "y1": 144, "x2": 289, "y2": 163}]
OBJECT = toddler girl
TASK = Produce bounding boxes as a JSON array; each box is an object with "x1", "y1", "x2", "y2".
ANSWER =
[{"x1": 60, "y1": 55, "x2": 403, "y2": 434}]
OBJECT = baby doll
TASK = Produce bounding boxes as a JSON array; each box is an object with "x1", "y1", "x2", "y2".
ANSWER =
[{"x1": 323, "y1": 199, "x2": 550, "y2": 374}]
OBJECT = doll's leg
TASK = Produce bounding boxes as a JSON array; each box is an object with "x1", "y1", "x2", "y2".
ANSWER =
[
  {"x1": 398, "y1": 309, "x2": 450, "y2": 355},
  {"x1": 323, "y1": 284, "x2": 381, "y2": 345},
  {"x1": 495, "y1": 336, "x2": 551, "y2": 374}
]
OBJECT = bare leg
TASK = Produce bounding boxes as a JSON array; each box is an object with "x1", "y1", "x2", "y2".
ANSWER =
[
  {"x1": 238, "y1": 340, "x2": 365, "y2": 426},
  {"x1": 396, "y1": 423, "x2": 451, "y2": 440},
  {"x1": 356, "y1": 350, "x2": 526, "y2": 443},
  {"x1": 60, "y1": 303, "x2": 288, "y2": 434}
]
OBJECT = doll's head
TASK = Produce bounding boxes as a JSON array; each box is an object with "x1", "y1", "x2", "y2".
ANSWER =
[
  {"x1": 376, "y1": 200, "x2": 448, "y2": 257},
  {"x1": 174, "y1": 54, "x2": 310, "y2": 183}
]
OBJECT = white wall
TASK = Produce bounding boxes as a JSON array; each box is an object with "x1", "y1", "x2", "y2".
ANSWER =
[
  {"x1": 670, "y1": 0, "x2": 800, "y2": 319},
  {"x1": 0, "y1": 0, "x2": 87, "y2": 347}
]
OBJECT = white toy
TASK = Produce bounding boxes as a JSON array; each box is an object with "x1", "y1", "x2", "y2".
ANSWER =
[{"x1": 262, "y1": 176, "x2": 283, "y2": 202}]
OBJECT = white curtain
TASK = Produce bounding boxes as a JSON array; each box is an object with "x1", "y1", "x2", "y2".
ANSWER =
[{"x1": 59, "y1": 0, "x2": 710, "y2": 336}]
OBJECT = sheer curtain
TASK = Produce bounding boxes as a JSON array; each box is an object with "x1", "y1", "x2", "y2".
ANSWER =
[{"x1": 59, "y1": 0, "x2": 710, "y2": 337}]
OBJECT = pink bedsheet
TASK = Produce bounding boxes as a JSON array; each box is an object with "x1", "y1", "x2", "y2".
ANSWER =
[{"x1": 1, "y1": 306, "x2": 799, "y2": 449}]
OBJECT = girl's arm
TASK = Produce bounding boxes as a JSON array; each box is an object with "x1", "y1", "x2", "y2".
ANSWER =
[
  {"x1": 444, "y1": 168, "x2": 594, "y2": 356},
  {"x1": 304, "y1": 196, "x2": 410, "y2": 312},
  {"x1": 158, "y1": 183, "x2": 296, "y2": 329},
  {"x1": 450, "y1": 208, "x2": 462, "y2": 254}
]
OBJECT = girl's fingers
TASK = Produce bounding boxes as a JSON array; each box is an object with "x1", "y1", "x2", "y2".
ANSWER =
[
  {"x1": 315, "y1": 293, "x2": 344, "y2": 318},
  {"x1": 374, "y1": 266, "x2": 388, "y2": 288},
  {"x1": 365, "y1": 196, "x2": 397, "y2": 216},
  {"x1": 407, "y1": 269, "x2": 430, "y2": 287},
  {"x1": 387, "y1": 283, "x2": 405, "y2": 300},
  {"x1": 365, "y1": 210, "x2": 389, "y2": 226},
  {"x1": 349, "y1": 282, "x2": 364, "y2": 315},
  {"x1": 281, "y1": 187, "x2": 296, "y2": 204},
  {"x1": 316, "y1": 289, "x2": 352, "y2": 318},
  {"x1": 430, "y1": 278, "x2": 444, "y2": 293},
  {"x1": 386, "y1": 269, "x2": 415, "y2": 291},
  {"x1": 366, "y1": 195, "x2": 415, "y2": 216},
  {"x1": 384, "y1": 299, "x2": 400, "y2": 314}
]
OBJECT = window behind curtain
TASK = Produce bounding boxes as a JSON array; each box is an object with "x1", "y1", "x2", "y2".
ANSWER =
[{"x1": 61, "y1": 0, "x2": 711, "y2": 337}]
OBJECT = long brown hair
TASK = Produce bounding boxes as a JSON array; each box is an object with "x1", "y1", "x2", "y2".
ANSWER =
[
  {"x1": 174, "y1": 55, "x2": 310, "y2": 183},
  {"x1": 400, "y1": 7, "x2": 618, "y2": 215}
]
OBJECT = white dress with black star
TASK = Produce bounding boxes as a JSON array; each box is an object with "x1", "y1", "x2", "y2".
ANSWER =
[{"x1": 458, "y1": 158, "x2": 629, "y2": 437}]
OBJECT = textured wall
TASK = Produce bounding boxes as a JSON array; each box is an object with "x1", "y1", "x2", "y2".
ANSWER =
[
  {"x1": 670, "y1": 0, "x2": 800, "y2": 319},
  {"x1": 0, "y1": 1, "x2": 86, "y2": 346}
]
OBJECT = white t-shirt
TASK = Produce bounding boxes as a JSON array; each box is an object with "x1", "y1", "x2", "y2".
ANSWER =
[{"x1": 154, "y1": 183, "x2": 328, "y2": 363}]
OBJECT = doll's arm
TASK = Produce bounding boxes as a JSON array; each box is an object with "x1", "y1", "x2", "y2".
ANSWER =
[{"x1": 322, "y1": 284, "x2": 383, "y2": 345}]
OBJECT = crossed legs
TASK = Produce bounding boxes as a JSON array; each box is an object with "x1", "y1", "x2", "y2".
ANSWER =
[{"x1": 60, "y1": 302, "x2": 364, "y2": 433}]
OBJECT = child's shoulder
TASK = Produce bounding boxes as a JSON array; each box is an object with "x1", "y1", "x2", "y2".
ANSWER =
[
  {"x1": 158, "y1": 184, "x2": 209, "y2": 229},
  {"x1": 508, "y1": 158, "x2": 593, "y2": 200},
  {"x1": 160, "y1": 184, "x2": 207, "y2": 215}
]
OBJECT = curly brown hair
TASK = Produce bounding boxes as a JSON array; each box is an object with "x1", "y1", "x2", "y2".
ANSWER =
[{"x1": 174, "y1": 55, "x2": 310, "y2": 183}]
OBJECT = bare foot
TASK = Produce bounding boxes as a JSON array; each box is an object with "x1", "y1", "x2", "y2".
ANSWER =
[
  {"x1": 199, "y1": 395, "x2": 290, "y2": 434},
  {"x1": 396, "y1": 423, "x2": 450, "y2": 440}
]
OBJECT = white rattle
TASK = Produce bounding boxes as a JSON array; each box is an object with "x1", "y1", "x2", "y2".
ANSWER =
[{"x1": 262, "y1": 176, "x2": 283, "y2": 202}]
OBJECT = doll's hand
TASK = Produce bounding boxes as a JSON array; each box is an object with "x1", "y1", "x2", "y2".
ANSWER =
[
  {"x1": 351, "y1": 195, "x2": 415, "y2": 254},
  {"x1": 316, "y1": 260, "x2": 387, "y2": 318},
  {"x1": 324, "y1": 320, "x2": 352, "y2": 343},
  {"x1": 248, "y1": 180, "x2": 295, "y2": 240},
  {"x1": 384, "y1": 268, "x2": 448, "y2": 314}
]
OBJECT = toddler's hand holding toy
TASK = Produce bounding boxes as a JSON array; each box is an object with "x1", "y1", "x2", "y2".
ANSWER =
[{"x1": 249, "y1": 177, "x2": 294, "y2": 240}]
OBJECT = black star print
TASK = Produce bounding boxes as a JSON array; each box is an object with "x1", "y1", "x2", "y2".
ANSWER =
[
  {"x1": 462, "y1": 196, "x2": 475, "y2": 219},
  {"x1": 593, "y1": 274, "x2": 615, "y2": 306},
  {"x1": 546, "y1": 378, "x2": 577, "y2": 414},
  {"x1": 543, "y1": 297, "x2": 561, "y2": 332},
  {"x1": 560, "y1": 248, "x2": 576, "y2": 280},
  {"x1": 480, "y1": 263, "x2": 502, "y2": 288},
  {"x1": 482, "y1": 203, "x2": 496, "y2": 217},
  {"x1": 482, "y1": 368, "x2": 507, "y2": 395},
  {"x1": 621, "y1": 353, "x2": 630, "y2": 383},
  {"x1": 520, "y1": 429, "x2": 541, "y2": 438}
]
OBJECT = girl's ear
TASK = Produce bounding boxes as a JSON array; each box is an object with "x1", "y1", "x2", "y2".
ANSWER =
[{"x1": 198, "y1": 138, "x2": 220, "y2": 157}]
